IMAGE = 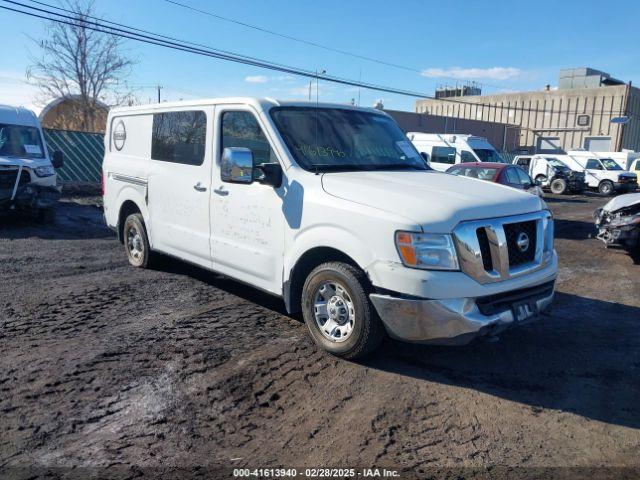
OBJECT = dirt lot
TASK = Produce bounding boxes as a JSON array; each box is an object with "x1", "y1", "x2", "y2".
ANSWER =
[{"x1": 1, "y1": 192, "x2": 639, "y2": 479}]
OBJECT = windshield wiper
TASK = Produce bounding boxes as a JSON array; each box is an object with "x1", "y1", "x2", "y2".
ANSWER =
[
  {"x1": 363, "y1": 163, "x2": 427, "y2": 171},
  {"x1": 313, "y1": 163, "x2": 427, "y2": 172},
  {"x1": 312, "y1": 164, "x2": 370, "y2": 172}
]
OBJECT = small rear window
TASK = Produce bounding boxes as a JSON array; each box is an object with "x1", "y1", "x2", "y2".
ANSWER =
[{"x1": 151, "y1": 110, "x2": 206, "y2": 166}]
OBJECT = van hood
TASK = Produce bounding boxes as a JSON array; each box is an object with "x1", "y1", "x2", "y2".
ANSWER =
[
  {"x1": 321, "y1": 170, "x2": 544, "y2": 232},
  {"x1": 0, "y1": 156, "x2": 49, "y2": 169}
]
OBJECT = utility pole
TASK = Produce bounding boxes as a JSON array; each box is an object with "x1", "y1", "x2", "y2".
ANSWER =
[{"x1": 157, "y1": 85, "x2": 163, "y2": 103}]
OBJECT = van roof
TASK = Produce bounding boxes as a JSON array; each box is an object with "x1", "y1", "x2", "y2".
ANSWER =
[
  {"x1": 109, "y1": 97, "x2": 383, "y2": 115},
  {"x1": 0, "y1": 104, "x2": 39, "y2": 127}
]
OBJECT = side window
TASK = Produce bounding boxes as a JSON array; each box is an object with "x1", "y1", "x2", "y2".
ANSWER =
[
  {"x1": 460, "y1": 150, "x2": 476, "y2": 163},
  {"x1": 504, "y1": 168, "x2": 520, "y2": 185},
  {"x1": 585, "y1": 159, "x2": 602, "y2": 170},
  {"x1": 515, "y1": 168, "x2": 532, "y2": 185},
  {"x1": 516, "y1": 157, "x2": 530, "y2": 167},
  {"x1": 431, "y1": 146, "x2": 456, "y2": 164},
  {"x1": 221, "y1": 111, "x2": 276, "y2": 166},
  {"x1": 151, "y1": 110, "x2": 206, "y2": 166}
]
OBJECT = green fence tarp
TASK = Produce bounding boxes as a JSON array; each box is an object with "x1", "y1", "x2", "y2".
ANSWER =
[{"x1": 43, "y1": 128, "x2": 105, "y2": 183}]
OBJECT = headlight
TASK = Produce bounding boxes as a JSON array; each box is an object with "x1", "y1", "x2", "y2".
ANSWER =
[
  {"x1": 395, "y1": 231, "x2": 459, "y2": 270},
  {"x1": 544, "y1": 217, "x2": 554, "y2": 253},
  {"x1": 35, "y1": 165, "x2": 56, "y2": 177}
]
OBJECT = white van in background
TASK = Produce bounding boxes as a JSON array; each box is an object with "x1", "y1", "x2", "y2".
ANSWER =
[
  {"x1": 103, "y1": 98, "x2": 557, "y2": 359},
  {"x1": 568, "y1": 150, "x2": 640, "y2": 171},
  {"x1": 561, "y1": 153, "x2": 637, "y2": 195},
  {"x1": 407, "y1": 133, "x2": 506, "y2": 172},
  {"x1": 0, "y1": 104, "x2": 64, "y2": 220}
]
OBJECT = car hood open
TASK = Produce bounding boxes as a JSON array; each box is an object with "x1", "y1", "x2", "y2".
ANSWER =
[{"x1": 321, "y1": 170, "x2": 544, "y2": 232}]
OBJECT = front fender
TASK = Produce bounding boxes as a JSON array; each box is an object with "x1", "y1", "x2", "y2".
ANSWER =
[{"x1": 284, "y1": 225, "x2": 373, "y2": 281}]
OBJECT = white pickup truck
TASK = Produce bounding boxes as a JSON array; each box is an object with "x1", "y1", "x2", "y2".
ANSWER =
[
  {"x1": 0, "y1": 104, "x2": 64, "y2": 220},
  {"x1": 103, "y1": 98, "x2": 557, "y2": 358}
]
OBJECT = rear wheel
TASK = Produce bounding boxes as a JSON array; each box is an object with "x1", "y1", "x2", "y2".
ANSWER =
[
  {"x1": 123, "y1": 213, "x2": 154, "y2": 268},
  {"x1": 301, "y1": 262, "x2": 385, "y2": 359},
  {"x1": 550, "y1": 178, "x2": 567, "y2": 195},
  {"x1": 598, "y1": 180, "x2": 614, "y2": 196}
]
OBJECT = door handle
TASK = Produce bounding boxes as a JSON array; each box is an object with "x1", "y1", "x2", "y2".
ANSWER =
[
  {"x1": 194, "y1": 182, "x2": 207, "y2": 192},
  {"x1": 213, "y1": 186, "x2": 228, "y2": 196}
]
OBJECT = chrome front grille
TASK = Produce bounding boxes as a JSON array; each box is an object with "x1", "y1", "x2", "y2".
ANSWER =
[
  {"x1": 453, "y1": 211, "x2": 554, "y2": 284},
  {"x1": 504, "y1": 220, "x2": 537, "y2": 266}
]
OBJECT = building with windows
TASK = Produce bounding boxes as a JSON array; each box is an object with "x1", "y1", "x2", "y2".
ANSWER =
[{"x1": 415, "y1": 68, "x2": 640, "y2": 154}]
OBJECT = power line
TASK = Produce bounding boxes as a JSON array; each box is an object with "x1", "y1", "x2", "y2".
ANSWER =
[
  {"x1": 1, "y1": 0, "x2": 633, "y2": 118},
  {"x1": 161, "y1": 0, "x2": 509, "y2": 91},
  {"x1": 1, "y1": 0, "x2": 440, "y2": 99},
  {"x1": 162, "y1": 0, "x2": 420, "y2": 75}
]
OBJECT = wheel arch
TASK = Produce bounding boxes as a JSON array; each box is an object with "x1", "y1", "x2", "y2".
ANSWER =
[
  {"x1": 117, "y1": 199, "x2": 145, "y2": 244},
  {"x1": 284, "y1": 246, "x2": 364, "y2": 314}
]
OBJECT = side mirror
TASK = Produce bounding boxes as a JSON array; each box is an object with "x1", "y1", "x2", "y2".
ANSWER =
[
  {"x1": 420, "y1": 152, "x2": 429, "y2": 162},
  {"x1": 255, "y1": 162, "x2": 283, "y2": 188},
  {"x1": 52, "y1": 150, "x2": 64, "y2": 169},
  {"x1": 221, "y1": 147, "x2": 253, "y2": 184}
]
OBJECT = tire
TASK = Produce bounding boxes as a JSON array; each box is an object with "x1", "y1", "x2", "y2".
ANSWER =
[
  {"x1": 535, "y1": 174, "x2": 547, "y2": 186},
  {"x1": 301, "y1": 262, "x2": 385, "y2": 359},
  {"x1": 549, "y1": 178, "x2": 567, "y2": 195},
  {"x1": 37, "y1": 208, "x2": 56, "y2": 224},
  {"x1": 598, "y1": 180, "x2": 614, "y2": 196},
  {"x1": 123, "y1": 213, "x2": 154, "y2": 268},
  {"x1": 631, "y1": 242, "x2": 640, "y2": 265}
]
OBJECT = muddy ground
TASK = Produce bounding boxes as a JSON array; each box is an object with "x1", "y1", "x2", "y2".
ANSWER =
[{"x1": 1, "y1": 192, "x2": 639, "y2": 479}]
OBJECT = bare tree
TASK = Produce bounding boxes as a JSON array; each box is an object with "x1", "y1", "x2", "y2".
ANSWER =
[{"x1": 27, "y1": 0, "x2": 135, "y2": 132}]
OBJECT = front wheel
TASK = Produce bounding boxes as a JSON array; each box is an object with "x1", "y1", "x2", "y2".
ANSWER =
[
  {"x1": 598, "y1": 180, "x2": 614, "y2": 196},
  {"x1": 301, "y1": 262, "x2": 385, "y2": 359},
  {"x1": 549, "y1": 178, "x2": 567, "y2": 194},
  {"x1": 123, "y1": 213, "x2": 154, "y2": 268}
]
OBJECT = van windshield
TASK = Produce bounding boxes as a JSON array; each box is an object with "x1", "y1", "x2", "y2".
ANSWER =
[
  {"x1": 601, "y1": 158, "x2": 622, "y2": 171},
  {"x1": 473, "y1": 148, "x2": 505, "y2": 163},
  {"x1": 545, "y1": 158, "x2": 569, "y2": 169},
  {"x1": 0, "y1": 123, "x2": 45, "y2": 159},
  {"x1": 270, "y1": 107, "x2": 428, "y2": 172}
]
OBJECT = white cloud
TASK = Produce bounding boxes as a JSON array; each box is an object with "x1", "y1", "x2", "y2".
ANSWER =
[
  {"x1": 245, "y1": 75, "x2": 269, "y2": 84},
  {"x1": 421, "y1": 67, "x2": 523, "y2": 81},
  {"x1": 0, "y1": 71, "x2": 42, "y2": 113}
]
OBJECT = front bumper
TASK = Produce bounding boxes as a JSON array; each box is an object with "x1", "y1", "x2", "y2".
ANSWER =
[
  {"x1": 615, "y1": 181, "x2": 637, "y2": 192},
  {"x1": 370, "y1": 280, "x2": 555, "y2": 345},
  {"x1": 0, "y1": 184, "x2": 61, "y2": 212}
]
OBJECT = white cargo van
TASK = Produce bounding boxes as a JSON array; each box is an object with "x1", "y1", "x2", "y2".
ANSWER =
[
  {"x1": 561, "y1": 152, "x2": 637, "y2": 195},
  {"x1": 407, "y1": 133, "x2": 506, "y2": 172},
  {"x1": 0, "y1": 105, "x2": 63, "y2": 219},
  {"x1": 568, "y1": 150, "x2": 640, "y2": 171},
  {"x1": 103, "y1": 98, "x2": 557, "y2": 358}
]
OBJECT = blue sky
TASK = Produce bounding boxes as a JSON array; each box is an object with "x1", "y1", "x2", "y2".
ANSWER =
[{"x1": 1, "y1": 0, "x2": 639, "y2": 112}]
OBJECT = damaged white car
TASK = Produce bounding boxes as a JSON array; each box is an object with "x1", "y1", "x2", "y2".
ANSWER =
[
  {"x1": 594, "y1": 193, "x2": 640, "y2": 263},
  {"x1": 0, "y1": 105, "x2": 64, "y2": 221}
]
